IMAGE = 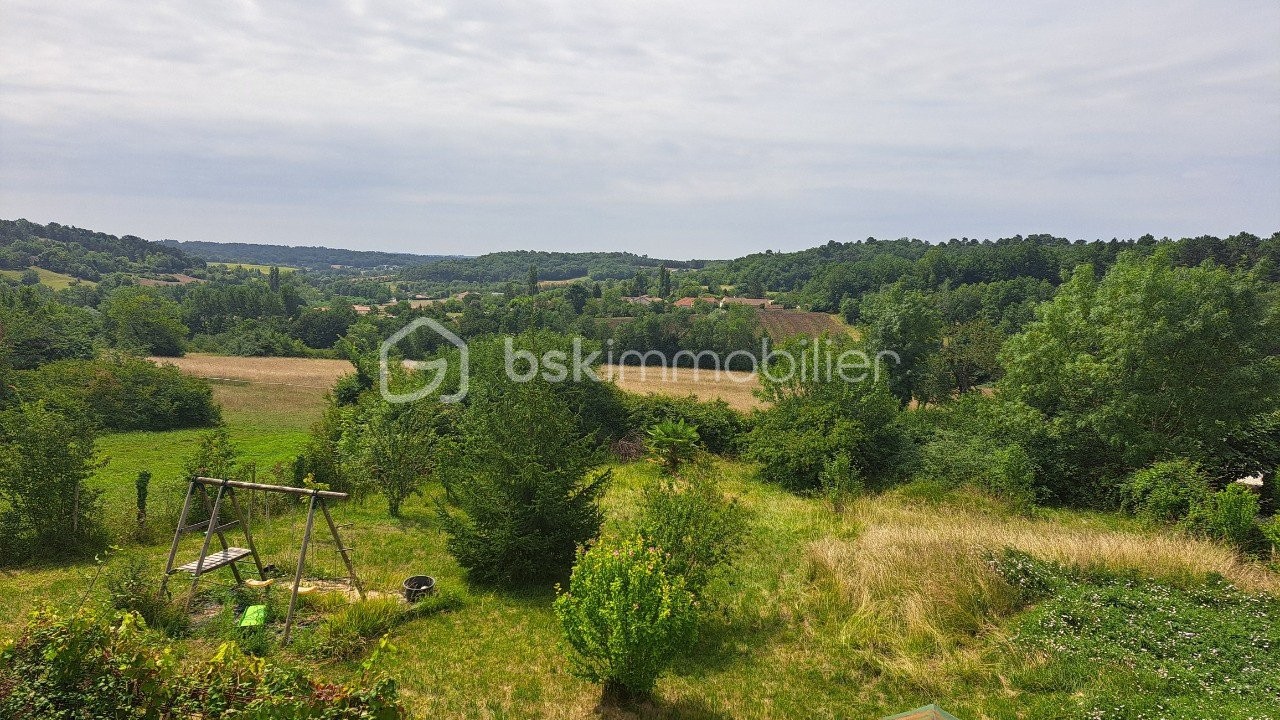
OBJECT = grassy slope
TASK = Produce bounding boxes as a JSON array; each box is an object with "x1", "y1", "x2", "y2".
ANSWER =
[
  {"x1": 0, "y1": 266, "x2": 93, "y2": 290},
  {"x1": 2, "y1": 369, "x2": 1277, "y2": 718}
]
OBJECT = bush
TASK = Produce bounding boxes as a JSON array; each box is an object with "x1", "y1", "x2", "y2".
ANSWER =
[
  {"x1": 1182, "y1": 484, "x2": 1264, "y2": 552},
  {"x1": 745, "y1": 379, "x2": 907, "y2": 492},
  {"x1": 623, "y1": 394, "x2": 747, "y2": 455},
  {"x1": 1119, "y1": 459, "x2": 1212, "y2": 522},
  {"x1": 635, "y1": 460, "x2": 750, "y2": 594},
  {"x1": 646, "y1": 419, "x2": 700, "y2": 474},
  {"x1": 105, "y1": 556, "x2": 189, "y2": 637},
  {"x1": 438, "y1": 379, "x2": 611, "y2": 586},
  {"x1": 0, "y1": 401, "x2": 104, "y2": 563},
  {"x1": 16, "y1": 355, "x2": 221, "y2": 431},
  {"x1": 0, "y1": 608, "x2": 405, "y2": 718},
  {"x1": 819, "y1": 451, "x2": 864, "y2": 513},
  {"x1": 554, "y1": 537, "x2": 698, "y2": 704},
  {"x1": 356, "y1": 402, "x2": 437, "y2": 516}
]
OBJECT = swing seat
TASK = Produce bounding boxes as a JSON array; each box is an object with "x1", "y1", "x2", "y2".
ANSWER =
[
  {"x1": 245, "y1": 578, "x2": 275, "y2": 589},
  {"x1": 175, "y1": 547, "x2": 253, "y2": 576}
]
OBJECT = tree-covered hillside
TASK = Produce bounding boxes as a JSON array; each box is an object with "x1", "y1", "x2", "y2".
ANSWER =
[
  {"x1": 0, "y1": 219, "x2": 197, "y2": 280},
  {"x1": 399, "y1": 250, "x2": 702, "y2": 283},
  {"x1": 161, "y1": 239, "x2": 453, "y2": 270}
]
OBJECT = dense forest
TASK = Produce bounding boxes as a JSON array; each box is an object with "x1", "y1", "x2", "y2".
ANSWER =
[{"x1": 160, "y1": 238, "x2": 452, "y2": 270}]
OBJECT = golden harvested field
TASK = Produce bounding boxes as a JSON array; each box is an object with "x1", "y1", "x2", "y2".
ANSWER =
[
  {"x1": 603, "y1": 363, "x2": 763, "y2": 411},
  {"x1": 149, "y1": 353, "x2": 352, "y2": 387},
  {"x1": 149, "y1": 354, "x2": 352, "y2": 423},
  {"x1": 152, "y1": 353, "x2": 765, "y2": 414},
  {"x1": 758, "y1": 309, "x2": 856, "y2": 340}
]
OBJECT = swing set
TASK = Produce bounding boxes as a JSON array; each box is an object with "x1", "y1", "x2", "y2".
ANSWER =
[{"x1": 161, "y1": 476, "x2": 364, "y2": 644}]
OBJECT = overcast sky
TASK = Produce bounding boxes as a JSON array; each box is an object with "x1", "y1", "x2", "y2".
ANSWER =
[{"x1": 1, "y1": 1, "x2": 1277, "y2": 259}]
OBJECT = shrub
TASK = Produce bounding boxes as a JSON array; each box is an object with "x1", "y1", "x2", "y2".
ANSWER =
[
  {"x1": 0, "y1": 608, "x2": 405, "y2": 718},
  {"x1": 623, "y1": 393, "x2": 747, "y2": 455},
  {"x1": 438, "y1": 379, "x2": 611, "y2": 586},
  {"x1": 0, "y1": 401, "x2": 104, "y2": 563},
  {"x1": 1182, "y1": 484, "x2": 1264, "y2": 552},
  {"x1": 635, "y1": 460, "x2": 750, "y2": 594},
  {"x1": 745, "y1": 379, "x2": 907, "y2": 492},
  {"x1": 554, "y1": 537, "x2": 697, "y2": 704},
  {"x1": 357, "y1": 402, "x2": 437, "y2": 516},
  {"x1": 919, "y1": 431, "x2": 1038, "y2": 510},
  {"x1": 16, "y1": 355, "x2": 221, "y2": 431},
  {"x1": 819, "y1": 451, "x2": 864, "y2": 513},
  {"x1": 646, "y1": 419, "x2": 700, "y2": 474},
  {"x1": 105, "y1": 555, "x2": 189, "y2": 637},
  {"x1": 1119, "y1": 459, "x2": 1212, "y2": 522}
]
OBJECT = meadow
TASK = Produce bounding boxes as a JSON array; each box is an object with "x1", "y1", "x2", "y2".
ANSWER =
[
  {"x1": 3, "y1": 359, "x2": 1278, "y2": 719},
  {"x1": 0, "y1": 265, "x2": 91, "y2": 290}
]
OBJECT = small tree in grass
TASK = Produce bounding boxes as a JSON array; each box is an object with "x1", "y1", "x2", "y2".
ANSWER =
[
  {"x1": 438, "y1": 378, "x2": 610, "y2": 586},
  {"x1": 645, "y1": 419, "x2": 700, "y2": 475},
  {"x1": 0, "y1": 401, "x2": 103, "y2": 562},
  {"x1": 554, "y1": 537, "x2": 697, "y2": 705},
  {"x1": 635, "y1": 459, "x2": 749, "y2": 595},
  {"x1": 358, "y1": 403, "x2": 435, "y2": 517}
]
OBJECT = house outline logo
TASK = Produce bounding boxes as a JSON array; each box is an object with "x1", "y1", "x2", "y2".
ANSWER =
[{"x1": 379, "y1": 317, "x2": 468, "y2": 403}]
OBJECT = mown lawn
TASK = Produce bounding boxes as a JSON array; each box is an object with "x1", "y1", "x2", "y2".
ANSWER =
[{"x1": 3, "y1": 376, "x2": 1278, "y2": 719}]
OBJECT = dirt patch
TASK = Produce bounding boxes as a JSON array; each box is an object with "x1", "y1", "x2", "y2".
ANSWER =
[{"x1": 758, "y1": 309, "x2": 855, "y2": 340}]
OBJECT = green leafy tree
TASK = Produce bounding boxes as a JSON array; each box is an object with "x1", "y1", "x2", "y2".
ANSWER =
[
  {"x1": 103, "y1": 287, "x2": 188, "y2": 356},
  {"x1": 0, "y1": 401, "x2": 103, "y2": 561},
  {"x1": 563, "y1": 283, "x2": 590, "y2": 314},
  {"x1": 358, "y1": 403, "x2": 435, "y2": 517},
  {"x1": 526, "y1": 265, "x2": 539, "y2": 296},
  {"x1": 437, "y1": 379, "x2": 611, "y2": 585},
  {"x1": 1000, "y1": 250, "x2": 1280, "y2": 505},
  {"x1": 19, "y1": 268, "x2": 39, "y2": 285},
  {"x1": 630, "y1": 271, "x2": 649, "y2": 297},
  {"x1": 554, "y1": 537, "x2": 697, "y2": 705},
  {"x1": 861, "y1": 285, "x2": 943, "y2": 405}
]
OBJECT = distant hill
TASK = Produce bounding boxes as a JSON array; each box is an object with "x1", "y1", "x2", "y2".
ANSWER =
[
  {"x1": 400, "y1": 250, "x2": 705, "y2": 283},
  {"x1": 161, "y1": 239, "x2": 456, "y2": 270},
  {"x1": 0, "y1": 218, "x2": 196, "y2": 281}
]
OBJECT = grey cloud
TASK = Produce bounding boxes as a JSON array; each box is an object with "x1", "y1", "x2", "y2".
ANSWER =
[{"x1": 0, "y1": 0, "x2": 1277, "y2": 257}]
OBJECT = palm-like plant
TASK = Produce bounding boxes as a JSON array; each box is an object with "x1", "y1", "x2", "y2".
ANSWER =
[{"x1": 646, "y1": 420, "x2": 700, "y2": 475}]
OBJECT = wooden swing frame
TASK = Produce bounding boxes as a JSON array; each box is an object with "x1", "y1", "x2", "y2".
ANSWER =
[{"x1": 161, "y1": 476, "x2": 365, "y2": 644}]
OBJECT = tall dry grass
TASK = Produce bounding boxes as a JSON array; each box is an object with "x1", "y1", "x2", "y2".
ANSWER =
[{"x1": 798, "y1": 490, "x2": 1280, "y2": 691}]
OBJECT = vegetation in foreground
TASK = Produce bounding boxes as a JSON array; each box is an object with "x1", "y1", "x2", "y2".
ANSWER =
[{"x1": 2, "y1": 220, "x2": 1279, "y2": 717}]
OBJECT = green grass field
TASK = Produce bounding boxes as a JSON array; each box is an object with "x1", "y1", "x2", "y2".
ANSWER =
[
  {"x1": 3, "y1": 370, "x2": 1277, "y2": 718},
  {"x1": 0, "y1": 266, "x2": 93, "y2": 290}
]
